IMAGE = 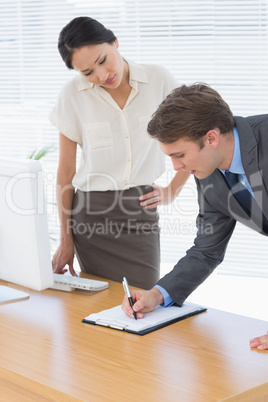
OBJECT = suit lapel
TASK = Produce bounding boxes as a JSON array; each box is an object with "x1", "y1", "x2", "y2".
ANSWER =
[
  {"x1": 200, "y1": 169, "x2": 264, "y2": 233},
  {"x1": 200, "y1": 169, "x2": 246, "y2": 217},
  {"x1": 199, "y1": 116, "x2": 268, "y2": 233},
  {"x1": 235, "y1": 116, "x2": 268, "y2": 221}
]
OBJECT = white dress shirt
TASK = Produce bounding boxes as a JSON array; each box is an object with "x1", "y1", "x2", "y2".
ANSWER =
[{"x1": 49, "y1": 60, "x2": 178, "y2": 191}]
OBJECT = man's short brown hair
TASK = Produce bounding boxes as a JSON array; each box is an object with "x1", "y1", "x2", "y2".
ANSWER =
[{"x1": 147, "y1": 83, "x2": 235, "y2": 144}]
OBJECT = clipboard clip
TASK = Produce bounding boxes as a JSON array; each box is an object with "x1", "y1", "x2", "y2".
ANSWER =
[{"x1": 96, "y1": 319, "x2": 128, "y2": 331}]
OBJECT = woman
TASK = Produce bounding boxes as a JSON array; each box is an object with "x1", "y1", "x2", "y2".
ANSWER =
[{"x1": 50, "y1": 16, "x2": 189, "y2": 289}]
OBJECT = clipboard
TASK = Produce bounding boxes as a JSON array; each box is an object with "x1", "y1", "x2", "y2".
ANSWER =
[{"x1": 82, "y1": 302, "x2": 207, "y2": 335}]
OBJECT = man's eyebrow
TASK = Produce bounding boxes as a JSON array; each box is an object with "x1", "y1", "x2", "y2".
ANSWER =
[
  {"x1": 80, "y1": 54, "x2": 102, "y2": 73},
  {"x1": 169, "y1": 152, "x2": 183, "y2": 157}
]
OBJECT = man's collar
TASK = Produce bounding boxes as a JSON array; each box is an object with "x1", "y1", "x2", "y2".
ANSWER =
[
  {"x1": 77, "y1": 59, "x2": 149, "y2": 92},
  {"x1": 220, "y1": 127, "x2": 244, "y2": 175},
  {"x1": 228, "y1": 127, "x2": 244, "y2": 175}
]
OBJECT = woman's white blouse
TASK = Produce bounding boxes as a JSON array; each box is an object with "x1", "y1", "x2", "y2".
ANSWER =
[{"x1": 49, "y1": 60, "x2": 178, "y2": 191}]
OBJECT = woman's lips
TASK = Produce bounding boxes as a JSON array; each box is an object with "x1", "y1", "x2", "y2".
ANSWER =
[{"x1": 104, "y1": 75, "x2": 116, "y2": 85}]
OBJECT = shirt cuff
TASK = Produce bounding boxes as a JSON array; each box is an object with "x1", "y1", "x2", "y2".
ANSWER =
[{"x1": 154, "y1": 285, "x2": 174, "y2": 307}]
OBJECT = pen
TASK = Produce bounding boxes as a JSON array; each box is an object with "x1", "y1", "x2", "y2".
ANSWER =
[{"x1": 122, "y1": 276, "x2": 137, "y2": 320}]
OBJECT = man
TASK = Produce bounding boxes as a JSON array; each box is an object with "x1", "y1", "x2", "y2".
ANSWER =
[{"x1": 122, "y1": 83, "x2": 268, "y2": 351}]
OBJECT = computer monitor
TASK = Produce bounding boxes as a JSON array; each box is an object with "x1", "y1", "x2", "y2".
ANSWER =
[{"x1": 0, "y1": 158, "x2": 54, "y2": 302}]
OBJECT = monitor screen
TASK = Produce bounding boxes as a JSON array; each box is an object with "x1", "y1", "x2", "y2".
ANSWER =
[{"x1": 0, "y1": 158, "x2": 54, "y2": 296}]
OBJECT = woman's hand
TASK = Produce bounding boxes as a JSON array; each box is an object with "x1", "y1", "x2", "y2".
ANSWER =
[
  {"x1": 52, "y1": 238, "x2": 77, "y2": 276},
  {"x1": 250, "y1": 331, "x2": 268, "y2": 350},
  {"x1": 139, "y1": 170, "x2": 191, "y2": 209},
  {"x1": 139, "y1": 184, "x2": 172, "y2": 209}
]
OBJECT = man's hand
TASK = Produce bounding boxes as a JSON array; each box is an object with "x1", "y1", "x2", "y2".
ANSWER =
[
  {"x1": 121, "y1": 287, "x2": 164, "y2": 319},
  {"x1": 249, "y1": 331, "x2": 268, "y2": 350}
]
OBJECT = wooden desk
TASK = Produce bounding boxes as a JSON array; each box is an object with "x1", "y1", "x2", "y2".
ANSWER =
[{"x1": 0, "y1": 276, "x2": 267, "y2": 402}]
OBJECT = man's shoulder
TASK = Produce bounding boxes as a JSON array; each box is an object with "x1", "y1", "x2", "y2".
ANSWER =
[
  {"x1": 247, "y1": 114, "x2": 268, "y2": 130},
  {"x1": 235, "y1": 114, "x2": 268, "y2": 127},
  {"x1": 234, "y1": 115, "x2": 268, "y2": 146},
  {"x1": 247, "y1": 114, "x2": 268, "y2": 120}
]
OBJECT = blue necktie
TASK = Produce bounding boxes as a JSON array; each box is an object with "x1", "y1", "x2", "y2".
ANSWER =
[
  {"x1": 225, "y1": 170, "x2": 268, "y2": 233},
  {"x1": 225, "y1": 171, "x2": 252, "y2": 214}
]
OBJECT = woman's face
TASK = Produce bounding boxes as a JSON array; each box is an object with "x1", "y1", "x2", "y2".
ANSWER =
[{"x1": 71, "y1": 41, "x2": 127, "y2": 89}]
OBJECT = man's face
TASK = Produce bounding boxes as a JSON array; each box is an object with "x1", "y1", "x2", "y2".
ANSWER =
[{"x1": 159, "y1": 136, "x2": 221, "y2": 180}]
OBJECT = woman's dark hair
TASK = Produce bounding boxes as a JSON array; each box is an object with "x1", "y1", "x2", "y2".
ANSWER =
[{"x1": 58, "y1": 16, "x2": 117, "y2": 69}]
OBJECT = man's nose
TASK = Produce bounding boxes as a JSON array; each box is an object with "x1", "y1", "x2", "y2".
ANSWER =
[{"x1": 172, "y1": 159, "x2": 184, "y2": 171}]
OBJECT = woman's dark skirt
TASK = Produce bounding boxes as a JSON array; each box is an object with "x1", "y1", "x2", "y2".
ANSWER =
[{"x1": 71, "y1": 186, "x2": 160, "y2": 289}]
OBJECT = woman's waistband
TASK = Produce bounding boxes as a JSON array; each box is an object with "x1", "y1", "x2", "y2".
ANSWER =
[{"x1": 73, "y1": 186, "x2": 157, "y2": 218}]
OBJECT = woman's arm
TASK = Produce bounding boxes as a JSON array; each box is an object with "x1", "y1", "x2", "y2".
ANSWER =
[
  {"x1": 52, "y1": 133, "x2": 77, "y2": 275},
  {"x1": 139, "y1": 170, "x2": 190, "y2": 209}
]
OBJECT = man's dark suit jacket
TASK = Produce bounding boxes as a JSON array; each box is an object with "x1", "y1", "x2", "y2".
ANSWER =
[{"x1": 157, "y1": 115, "x2": 268, "y2": 305}]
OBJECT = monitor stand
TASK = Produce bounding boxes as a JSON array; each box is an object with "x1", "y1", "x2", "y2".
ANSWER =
[{"x1": 0, "y1": 286, "x2": 29, "y2": 304}]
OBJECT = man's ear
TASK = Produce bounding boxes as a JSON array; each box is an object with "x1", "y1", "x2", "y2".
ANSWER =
[{"x1": 205, "y1": 129, "x2": 220, "y2": 148}]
